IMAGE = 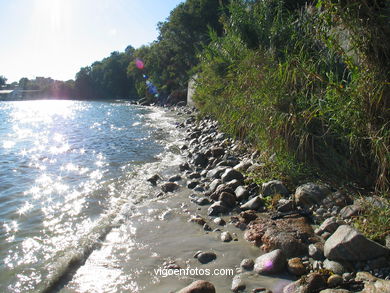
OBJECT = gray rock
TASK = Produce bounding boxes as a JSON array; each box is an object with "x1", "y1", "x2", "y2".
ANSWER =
[
  {"x1": 206, "y1": 166, "x2": 228, "y2": 179},
  {"x1": 231, "y1": 275, "x2": 246, "y2": 292},
  {"x1": 324, "y1": 225, "x2": 390, "y2": 261},
  {"x1": 254, "y1": 249, "x2": 286, "y2": 274},
  {"x1": 316, "y1": 217, "x2": 343, "y2": 235},
  {"x1": 233, "y1": 160, "x2": 252, "y2": 172},
  {"x1": 225, "y1": 179, "x2": 241, "y2": 190},
  {"x1": 177, "y1": 280, "x2": 216, "y2": 293},
  {"x1": 262, "y1": 180, "x2": 289, "y2": 197},
  {"x1": 309, "y1": 243, "x2": 325, "y2": 260},
  {"x1": 187, "y1": 180, "x2": 199, "y2": 189},
  {"x1": 169, "y1": 175, "x2": 182, "y2": 182},
  {"x1": 195, "y1": 197, "x2": 212, "y2": 206},
  {"x1": 188, "y1": 172, "x2": 201, "y2": 179},
  {"x1": 294, "y1": 183, "x2": 331, "y2": 210},
  {"x1": 339, "y1": 204, "x2": 363, "y2": 218},
  {"x1": 213, "y1": 217, "x2": 226, "y2": 226},
  {"x1": 277, "y1": 199, "x2": 295, "y2": 213},
  {"x1": 219, "y1": 192, "x2": 236, "y2": 208},
  {"x1": 196, "y1": 252, "x2": 217, "y2": 264},
  {"x1": 147, "y1": 174, "x2": 161, "y2": 185},
  {"x1": 240, "y1": 196, "x2": 264, "y2": 211},
  {"x1": 210, "y1": 147, "x2": 225, "y2": 157},
  {"x1": 323, "y1": 259, "x2": 346, "y2": 274},
  {"x1": 208, "y1": 201, "x2": 228, "y2": 216},
  {"x1": 235, "y1": 186, "x2": 249, "y2": 202},
  {"x1": 221, "y1": 168, "x2": 244, "y2": 183},
  {"x1": 161, "y1": 182, "x2": 179, "y2": 192},
  {"x1": 221, "y1": 231, "x2": 233, "y2": 242},
  {"x1": 240, "y1": 258, "x2": 254, "y2": 270},
  {"x1": 208, "y1": 179, "x2": 221, "y2": 193},
  {"x1": 193, "y1": 153, "x2": 208, "y2": 167},
  {"x1": 320, "y1": 289, "x2": 351, "y2": 293}
]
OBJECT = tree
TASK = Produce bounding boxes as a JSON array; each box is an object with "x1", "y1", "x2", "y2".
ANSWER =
[{"x1": 0, "y1": 75, "x2": 7, "y2": 87}]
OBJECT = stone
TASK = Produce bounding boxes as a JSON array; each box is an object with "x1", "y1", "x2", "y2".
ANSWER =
[
  {"x1": 245, "y1": 216, "x2": 315, "y2": 257},
  {"x1": 240, "y1": 196, "x2": 264, "y2": 211},
  {"x1": 208, "y1": 201, "x2": 228, "y2": 216},
  {"x1": 147, "y1": 174, "x2": 161, "y2": 185},
  {"x1": 309, "y1": 243, "x2": 325, "y2": 260},
  {"x1": 206, "y1": 167, "x2": 228, "y2": 179},
  {"x1": 210, "y1": 147, "x2": 225, "y2": 157},
  {"x1": 187, "y1": 180, "x2": 199, "y2": 189},
  {"x1": 323, "y1": 259, "x2": 346, "y2": 275},
  {"x1": 324, "y1": 225, "x2": 390, "y2": 261},
  {"x1": 339, "y1": 204, "x2": 363, "y2": 218},
  {"x1": 316, "y1": 217, "x2": 343, "y2": 235},
  {"x1": 177, "y1": 280, "x2": 216, "y2": 293},
  {"x1": 254, "y1": 249, "x2": 286, "y2": 274},
  {"x1": 196, "y1": 252, "x2": 217, "y2": 264},
  {"x1": 240, "y1": 258, "x2": 254, "y2": 270},
  {"x1": 219, "y1": 192, "x2": 236, "y2": 208},
  {"x1": 208, "y1": 179, "x2": 221, "y2": 193},
  {"x1": 305, "y1": 272, "x2": 327, "y2": 292},
  {"x1": 190, "y1": 215, "x2": 206, "y2": 226},
  {"x1": 364, "y1": 279, "x2": 390, "y2": 292},
  {"x1": 233, "y1": 160, "x2": 252, "y2": 172},
  {"x1": 294, "y1": 183, "x2": 331, "y2": 210},
  {"x1": 169, "y1": 175, "x2": 182, "y2": 182},
  {"x1": 327, "y1": 274, "x2": 343, "y2": 287},
  {"x1": 238, "y1": 210, "x2": 258, "y2": 224},
  {"x1": 231, "y1": 275, "x2": 246, "y2": 292},
  {"x1": 195, "y1": 197, "x2": 211, "y2": 206},
  {"x1": 221, "y1": 168, "x2": 244, "y2": 183},
  {"x1": 225, "y1": 179, "x2": 241, "y2": 190},
  {"x1": 262, "y1": 180, "x2": 289, "y2": 197},
  {"x1": 277, "y1": 199, "x2": 295, "y2": 213},
  {"x1": 319, "y1": 289, "x2": 351, "y2": 293},
  {"x1": 235, "y1": 186, "x2": 249, "y2": 202},
  {"x1": 188, "y1": 172, "x2": 201, "y2": 179},
  {"x1": 193, "y1": 153, "x2": 208, "y2": 167},
  {"x1": 221, "y1": 231, "x2": 233, "y2": 242},
  {"x1": 287, "y1": 257, "x2": 306, "y2": 276},
  {"x1": 213, "y1": 217, "x2": 226, "y2": 226},
  {"x1": 161, "y1": 182, "x2": 179, "y2": 192},
  {"x1": 179, "y1": 162, "x2": 191, "y2": 171}
]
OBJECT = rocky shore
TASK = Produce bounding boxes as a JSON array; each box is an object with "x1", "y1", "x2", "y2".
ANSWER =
[{"x1": 151, "y1": 107, "x2": 390, "y2": 293}]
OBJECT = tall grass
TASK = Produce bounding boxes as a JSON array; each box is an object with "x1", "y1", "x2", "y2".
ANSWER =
[{"x1": 194, "y1": 0, "x2": 389, "y2": 191}]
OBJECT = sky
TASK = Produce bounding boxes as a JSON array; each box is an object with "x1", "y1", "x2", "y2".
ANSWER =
[{"x1": 0, "y1": 0, "x2": 185, "y2": 83}]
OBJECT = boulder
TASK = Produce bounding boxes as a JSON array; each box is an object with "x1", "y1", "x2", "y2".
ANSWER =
[
  {"x1": 316, "y1": 217, "x2": 343, "y2": 235},
  {"x1": 254, "y1": 249, "x2": 286, "y2": 274},
  {"x1": 324, "y1": 225, "x2": 390, "y2": 261},
  {"x1": 231, "y1": 275, "x2": 246, "y2": 292},
  {"x1": 161, "y1": 182, "x2": 180, "y2": 192},
  {"x1": 193, "y1": 153, "x2": 208, "y2": 167},
  {"x1": 262, "y1": 180, "x2": 289, "y2": 197},
  {"x1": 221, "y1": 231, "x2": 233, "y2": 242},
  {"x1": 323, "y1": 259, "x2": 346, "y2": 275},
  {"x1": 196, "y1": 252, "x2": 217, "y2": 264},
  {"x1": 177, "y1": 280, "x2": 216, "y2": 293},
  {"x1": 147, "y1": 174, "x2": 161, "y2": 185},
  {"x1": 240, "y1": 196, "x2": 264, "y2": 211},
  {"x1": 221, "y1": 168, "x2": 244, "y2": 183},
  {"x1": 208, "y1": 179, "x2": 221, "y2": 193},
  {"x1": 208, "y1": 201, "x2": 228, "y2": 216},
  {"x1": 294, "y1": 183, "x2": 331, "y2": 210},
  {"x1": 235, "y1": 186, "x2": 249, "y2": 202},
  {"x1": 219, "y1": 192, "x2": 236, "y2": 208},
  {"x1": 240, "y1": 258, "x2": 254, "y2": 270},
  {"x1": 245, "y1": 216, "x2": 315, "y2": 257}
]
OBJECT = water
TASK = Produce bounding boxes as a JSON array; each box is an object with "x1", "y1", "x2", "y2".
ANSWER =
[{"x1": 0, "y1": 100, "x2": 292, "y2": 293}]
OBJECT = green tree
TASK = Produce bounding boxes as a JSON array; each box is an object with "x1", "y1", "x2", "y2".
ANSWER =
[{"x1": 0, "y1": 75, "x2": 7, "y2": 87}]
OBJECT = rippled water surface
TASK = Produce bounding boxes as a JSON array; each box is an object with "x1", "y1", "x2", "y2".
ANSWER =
[
  {"x1": 1, "y1": 100, "x2": 291, "y2": 293},
  {"x1": 0, "y1": 100, "x2": 182, "y2": 292}
]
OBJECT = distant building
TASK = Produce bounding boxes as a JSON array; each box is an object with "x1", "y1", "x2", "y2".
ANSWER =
[{"x1": 0, "y1": 89, "x2": 42, "y2": 100}]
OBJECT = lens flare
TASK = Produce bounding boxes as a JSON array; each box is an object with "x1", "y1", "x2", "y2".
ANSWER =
[{"x1": 135, "y1": 59, "x2": 144, "y2": 70}]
